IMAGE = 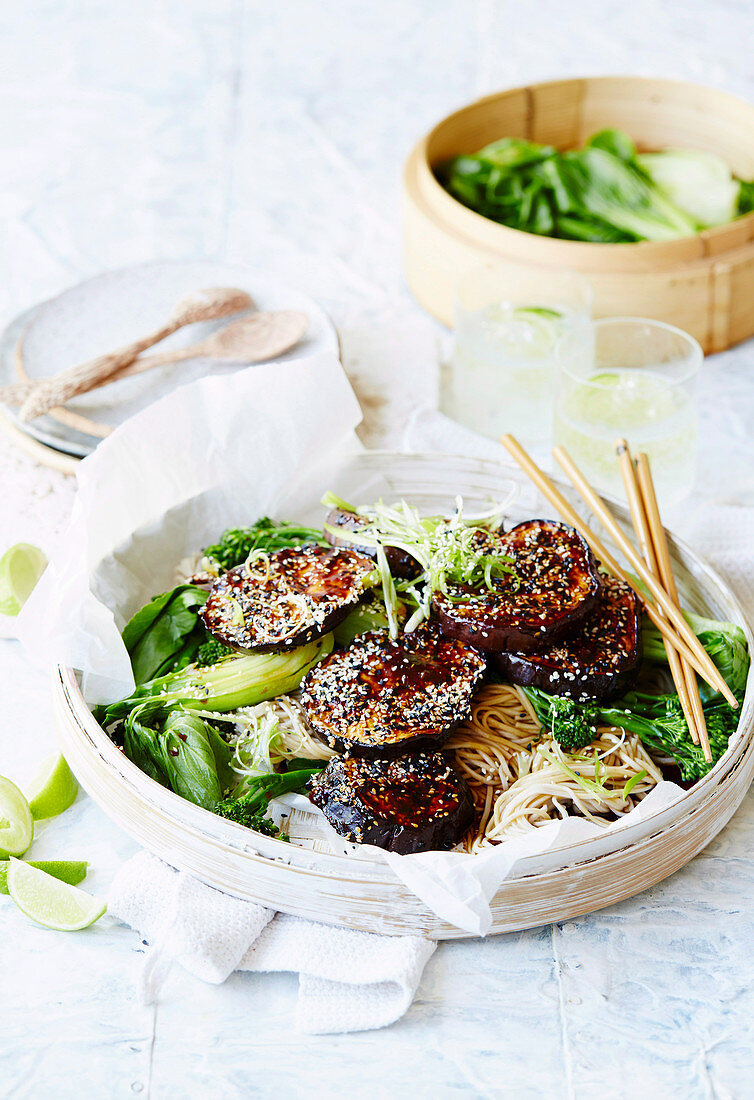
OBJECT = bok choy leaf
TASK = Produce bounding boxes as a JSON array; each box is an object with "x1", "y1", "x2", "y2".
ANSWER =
[{"x1": 122, "y1": 584, "x2": 208, "y2": 684}]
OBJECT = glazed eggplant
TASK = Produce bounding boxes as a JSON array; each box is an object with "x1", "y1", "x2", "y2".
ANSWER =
[
  {"x1": 200, "y1": 545, "x2": 374, "y2": 652},
  {"x1": 496, "y1": 575, "x2": 642, "y2": 701},
  {"x1": 324, "y1": 507, "x2": 420, "y2": 579},
  {"x1": 300, "y1": 623, "x2": 487, "y2": 757},
  {"x1": 307, "y1": 752, "x2": 475, "y2": 853},
  {"x1": 432, "y1": 519, "x2": 602, "y2": 653}
]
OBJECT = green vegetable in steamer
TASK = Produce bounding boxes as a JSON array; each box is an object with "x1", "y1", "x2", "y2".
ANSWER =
[{"x1": 440, "y1": 126, "x2": 754, "y2": 242}]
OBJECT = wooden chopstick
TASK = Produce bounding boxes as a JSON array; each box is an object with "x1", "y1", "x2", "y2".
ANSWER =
[
  {"x1": 551, "y1": 444, "x2": 738, "y2": 709},
  {"x1": 499, "y1": 434, "x2": 734, "y2": 702},
  {"x1": 501, "y1": 433, "x2": 709, "y2": 674},
  {"x1": 635, "y1": 452, "x2": 712, "y2": 762},
  {"x1": 615, "y1": 439, "x2": 703, "y2": 751}
]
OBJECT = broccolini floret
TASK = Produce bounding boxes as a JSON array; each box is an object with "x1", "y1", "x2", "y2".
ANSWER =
[
  {"x1": 216, "y1": 768, "x2": 324, "y2": 837},
  {"x1": 204, "y1": 518, "x2": 326, "y2": 572},
  {"x1": 522, "y1": 690, "x2": 601, "y2": 752},
  {"x1": 195, "y1": 639, "x2": 234, "y2": 667}
]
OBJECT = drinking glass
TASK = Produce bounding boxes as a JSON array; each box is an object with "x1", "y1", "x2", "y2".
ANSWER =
[
  {"x1": 441, "y1": 261, "x2": 593, "y2": 446},
  {"x1": 554, "y1": 317, "x2": 702, "y2": 505}
]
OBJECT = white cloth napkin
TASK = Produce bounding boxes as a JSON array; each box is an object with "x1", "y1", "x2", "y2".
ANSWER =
[{"x1": 109, "y1": 852, "x2": 435, "y2": 1034}]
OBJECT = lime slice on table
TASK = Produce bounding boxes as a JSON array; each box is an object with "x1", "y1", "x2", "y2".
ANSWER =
[
  {"x1": 26, "y1": 754, "x2": 78, "y2": 820},
  {"x1": 0, "y1": 543, "x2": 48, "y2": 616},
  {"x1": 0, "y1": 776, "x2": 33, "y2": 858},
  {"x1": 7, "y1": 858, "x2": 106, "y2": 931},
  {"x1": 0, "y1": 860, "x2": 88, "y2": 894}
]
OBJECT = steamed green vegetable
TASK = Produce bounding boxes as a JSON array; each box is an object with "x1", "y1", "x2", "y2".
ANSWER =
[
  {"x1": 738, "y1": 179, "x2": 754, "y2": 216},
  {"x1": 523, "y1": 605, "x2": 747, "y2": 781},
  {"x1": 523, "y1": 690, "x2": 601, "y2": 753},
  {"x1": 602, "y1": 692, "x2": 737, "y2": 782},
  {"x1": 643, "y1": 611, "x2": 749, "y2": 702},
  {"x1": 102, "y1": 634, "x2": 334, "y2": 725},
  {"x1": 637, "y1": 148, "x2": 740, "y2": 227},
  {"x1": 541, "y1": 143, "x2": 699, "y2": 241},
  {"x1": 441, "y1": 127, "x2": 754, "y2": 242},
  {"x1": 203, "y1": 518, "x2": 325, "y2": 572},
  {"x1": 122, "y1": 584, "x2": 208, "y2": 684},
  {"x1": 128, "y1": 710, "x2": 228, "y2": 808},
  {"x1": 217, "y1": 768, "x2": 324, "y2": 837},
  {"x1": 333, "y1": 593, "x2": 407, "y2": 645},
  {"x1": 121, "y1": 709, "x2": 234, "y2": 809}
]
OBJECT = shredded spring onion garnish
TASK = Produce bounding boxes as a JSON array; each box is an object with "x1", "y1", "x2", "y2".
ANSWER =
[
  {"x1": 226, "y1": 596, "x2": 245, "y2": 628},
  {"x1": 622, "y1": 769, "x2": 648, "y2": 799},
  {"x1": 243, "y1": 548, "x2": 272, "y2": 582},
  {"x1": 536, "y1": 744, "x2": 610, "y2": 805},
  {"x1": 193, "y1": 696, "x2": 334, "y2": 786},
  {"x1": 321, "y1": 493, "x2": 517, "y2": 636}
]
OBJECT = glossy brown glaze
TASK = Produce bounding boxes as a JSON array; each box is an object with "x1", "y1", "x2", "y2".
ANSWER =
[
  {"x1": 307, "y1": 752, "x2": 474, "y2": 853},
  {"x1": 300, "y1": 622, "x2": 487, "y2": 756},
  {"x1": 497, "y1": 575, "x2": 642, "y2": 701},
  {"x1": 324, "y1": 507, "x2": 420, "y2": 579},
  {"x1": 433, "y1": 519, "x2": 602, "y2": 653},
  {"x1": 200, "y1": 545, "x2": 374, "y2": 652}
]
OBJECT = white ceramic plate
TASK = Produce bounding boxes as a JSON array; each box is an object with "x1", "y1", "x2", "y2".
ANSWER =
[{"x1": 0, "y1": 260, "x2": 338, "y2": 457}]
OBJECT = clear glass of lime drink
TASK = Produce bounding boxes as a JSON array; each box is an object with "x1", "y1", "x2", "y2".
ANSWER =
[
  {"x1": 442, "y1": 260, "x2": 593, "y2": 448},
  {"x1": 554, "y1": 318, "x2": 702, "y2": 506}
]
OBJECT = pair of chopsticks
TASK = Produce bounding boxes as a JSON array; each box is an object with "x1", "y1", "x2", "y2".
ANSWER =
[
  {"x1": 615, "y1": 439, "x2": 709, "y2": 758},
  {"x1": 500, "y1": 434, "x2": 737, "y2": 764}
]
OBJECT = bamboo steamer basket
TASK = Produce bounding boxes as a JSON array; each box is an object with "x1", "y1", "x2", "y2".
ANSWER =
[
  {"x1": 403, "y1": 76, "x2": 754, "y2": 353},
  {"x1": 52, "y1": 453, "x2": 754, "y2": 939}
]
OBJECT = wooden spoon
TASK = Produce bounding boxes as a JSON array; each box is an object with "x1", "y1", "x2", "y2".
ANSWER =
[
  {"x1": 10, "y1": 310, "x2": 308, "y2": 442},
  {"x1": 114, "y1": 310, "x2": 308, "y2": 380},
  {"x1": 8, "y1": 286, "x2": 254, "y2": 422},
  {"x1": 13, "y1": 335, "x2": 112, "y2": 439}
]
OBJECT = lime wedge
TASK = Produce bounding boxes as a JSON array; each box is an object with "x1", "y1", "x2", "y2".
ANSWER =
[
  {"x1": 7, "y1": 858, "x2": 105, "y2": 931},
  {"x1": 572, "y1": 370, "x2": 679, "y2": 430},
  {"x1": 26, "y1": 754, "x2": 78, "y2": 820},
  {"x1": 587, "y1": 371, "x2": 623, "y2": 386},
  {"x1": 0, "y1": 777, "x2": 33, "y2": 858},
  {"x1": 506, "y1": 308, "x2": 563, "y2": 356},
  {"x1": 0, "y1": 543, "x2": 48, "y2": 617},
  {"x1": 0, "y1": 859, "x2": 88, "y2": 894},
  {"x1": 513, "y1": 306, "x2": 563, "y2": 321}
]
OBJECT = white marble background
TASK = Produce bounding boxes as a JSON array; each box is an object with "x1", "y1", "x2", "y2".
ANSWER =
[{"x1": 2, "y1": 2, "x2": 754, "y2": 1097}]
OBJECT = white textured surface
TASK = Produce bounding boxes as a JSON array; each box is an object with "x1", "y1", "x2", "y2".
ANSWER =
[{"x1": 1, "y1": 2, "x2": 754, "y2": 1096}]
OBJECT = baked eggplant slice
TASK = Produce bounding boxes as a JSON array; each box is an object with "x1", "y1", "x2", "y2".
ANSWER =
[
  {"x1": 324, "y1": 507, "x2": 420, "y2": 579},
  {"x1": 433, "y1": 519, "x2": 602, "y2": 653},
  {"x1": 200, "y1": 545, "x2": 374, "y2": 652},
  {"x1": 496, "y1": 575, "x2": 642, "y2": 701},
  {"x1": 300, "y1": 623, "x2": 487, "y2": 757},
  {"x1": 307, "y1": 752, "x2": 474, "y2": 853}
]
